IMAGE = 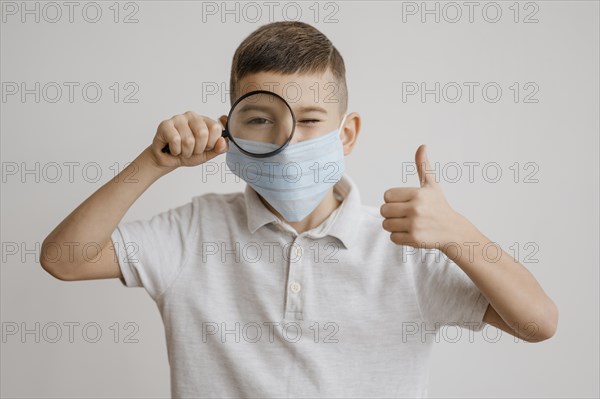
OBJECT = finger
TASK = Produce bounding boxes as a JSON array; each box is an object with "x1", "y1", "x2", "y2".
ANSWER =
[
  {"x1": 157, "y1": 120, "x2": 182, "y2": 156},
  {"x1": 206, "y1": 119, "x2": 224, "y2": 151},
  {"x1": 390, "y1": 232, "x2": 418, "y2": 247},
  {"x1": 203, "y1": 136, "x2": 229, "y2": 161},
  {"x1": 189, "y1": 117, "x2": 209, "y2": 155},
  {"x1": 383, "y1": 187, "x2": 419, "y2": 203},
  {"x1": 173, "y1": 115, "x2": 195, "y2": 158},
  {"x1": 382, "y1": 217, "x2": 411, "y2": 233},
  {"x1": 380, "y1": 202, "x2": 414, "y2": 218},
  {"x1": 415, "y1": 144, "x2": 437, "y2": 187}
]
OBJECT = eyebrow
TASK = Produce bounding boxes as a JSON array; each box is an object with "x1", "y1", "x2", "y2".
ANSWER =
[
  {"x1": 237, "y1": 104, "x2": 273, "y2": 113},
  {"x1": 294, "y1": 106, "x2": 328, "y2": 114},
  {"x1": 237, "y1": 104, "x2": 329, "y2": 116}
]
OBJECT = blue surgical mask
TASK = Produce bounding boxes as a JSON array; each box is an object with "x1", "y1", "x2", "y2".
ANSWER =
[{"x1": 226, "y1": 114, "x2": 347, "y2": 222}]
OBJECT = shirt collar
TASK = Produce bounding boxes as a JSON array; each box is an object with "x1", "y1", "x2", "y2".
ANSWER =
[{"x1": 244, "y1": 174, "x2": 361, "y2": 249}]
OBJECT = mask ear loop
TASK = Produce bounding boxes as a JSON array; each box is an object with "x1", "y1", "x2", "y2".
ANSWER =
[{"x1": 338, "y1": 113, "x2": 348, "y2": 139}]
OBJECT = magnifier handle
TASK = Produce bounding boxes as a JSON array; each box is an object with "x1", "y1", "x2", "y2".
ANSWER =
[{"x1": 161, "y1": 130, "x2": 228, "y2": 154}]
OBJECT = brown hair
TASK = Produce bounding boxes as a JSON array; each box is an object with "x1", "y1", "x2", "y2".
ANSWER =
[{"x1": 229, "y1": 21, "x2": 348, "y2": 112}]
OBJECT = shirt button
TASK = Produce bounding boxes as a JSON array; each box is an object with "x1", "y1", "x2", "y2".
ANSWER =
[
  {"x1": 292, "y1": 243, "x2": 304, "y2": 258},
  {"x1": 290, "y1": 282, "x2": 302, "y2": 293}
]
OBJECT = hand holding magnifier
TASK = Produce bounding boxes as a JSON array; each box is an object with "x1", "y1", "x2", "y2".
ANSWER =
[{"x1": 161, "y1": 90, "x2": 296, "y2": 159}]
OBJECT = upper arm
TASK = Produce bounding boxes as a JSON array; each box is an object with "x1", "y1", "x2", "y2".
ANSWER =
[
  {"x1": 483, "y1": 303, "x2": 520, "y2": 338},
  {"x1": 412, "y1": 248, "x2": 489, "y2": 329},
  {"x1": 43, "y1": 239, "x2": 123, "y2": 282},
  {"x1": 101, "y1": 201, "x2": 198, "y2": 297}
]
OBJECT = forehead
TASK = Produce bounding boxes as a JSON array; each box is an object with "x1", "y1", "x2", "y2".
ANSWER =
[{"x1": 236, "y1": 70, "x2": 340, "y2": 111}]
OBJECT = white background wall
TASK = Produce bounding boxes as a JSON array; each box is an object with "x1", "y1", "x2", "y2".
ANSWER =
[{"x1": 1, "y1": 1, "x2": 598, "y2": 397}]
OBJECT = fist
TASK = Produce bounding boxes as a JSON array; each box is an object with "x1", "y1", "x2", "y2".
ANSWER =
[
  {"x1": 150, "y1": 111, "x2": 229, "y2": 169},
  {"x1": 380, "y1": 144, "x2": 462, "y2": 249}
]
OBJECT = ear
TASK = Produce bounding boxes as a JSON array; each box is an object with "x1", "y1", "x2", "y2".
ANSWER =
[
  {"x1": 219, "y1": 114, "x2": 228, "y2": 128},
  {"x1": 340, "y1": 112, "x2": 361, "y2": 156}
]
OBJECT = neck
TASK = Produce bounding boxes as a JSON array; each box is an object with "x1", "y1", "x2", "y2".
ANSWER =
[{"x1": 258, "y1": 188, "x2": 341, "y2": 234}]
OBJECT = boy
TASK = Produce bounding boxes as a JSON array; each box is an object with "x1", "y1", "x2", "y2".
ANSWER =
[{"x1": 41, "y1": 21, "x2": 558, "y2": 398}]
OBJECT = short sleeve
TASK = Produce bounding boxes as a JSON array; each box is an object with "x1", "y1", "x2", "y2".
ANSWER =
[
  {"x1": 412, "y1": 248, "x2": 489, "y2": 332},
  {"x1": 110, "y1": 201, "x2": 197, "y2": 300}
]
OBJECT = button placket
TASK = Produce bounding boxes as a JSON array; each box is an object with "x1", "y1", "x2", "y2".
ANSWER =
[{"x1": 284, "y1": 236, "x2": 305, "y2": 320}]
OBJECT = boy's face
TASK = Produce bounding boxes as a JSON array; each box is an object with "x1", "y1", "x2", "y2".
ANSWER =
[
  {"x1": 231, "y1": 70, "x2": 350, "y2": 145},
  {"x1": 222, "y1": 69, "x2": 361, "y2": 223}
]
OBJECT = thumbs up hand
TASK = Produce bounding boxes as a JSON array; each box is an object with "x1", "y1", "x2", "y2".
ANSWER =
[{"x1": 380, "y1": 144, "x2": 464, "y2": 249}]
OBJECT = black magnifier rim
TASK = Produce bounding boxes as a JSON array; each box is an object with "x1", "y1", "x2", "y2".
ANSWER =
[{"x1": 223, "y1": 89, "x2": 296, "y2": 159}]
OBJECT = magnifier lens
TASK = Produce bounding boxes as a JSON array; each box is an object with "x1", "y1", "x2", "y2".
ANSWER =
[{"x1": 228, "y1": 92, "x2": 294, "y2": 155}]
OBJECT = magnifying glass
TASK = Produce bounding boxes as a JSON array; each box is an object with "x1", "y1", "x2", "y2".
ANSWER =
[{"x1": 161, "y1": 90, "x2": 296, "y2": 158}]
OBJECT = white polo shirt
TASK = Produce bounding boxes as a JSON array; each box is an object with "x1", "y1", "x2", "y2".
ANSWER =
[{"x1": 111, "y1": 173, "x2": 489, "y2": 398}]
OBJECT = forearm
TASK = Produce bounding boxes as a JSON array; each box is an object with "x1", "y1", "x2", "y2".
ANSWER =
[
  {"x1": 444, "y1": 214, "x2": 558, "y2": 339},
  {"x1": 41, "y1": 146, "x2": 170, "y2": 268}
]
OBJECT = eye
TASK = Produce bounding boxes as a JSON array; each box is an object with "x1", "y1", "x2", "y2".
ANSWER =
[
  {"x1": 298, "y1": 119, "x2": 321, "y2": 125},
  {"x1": 247, "y1": 117, "x2": 273, "y2": 125}
]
